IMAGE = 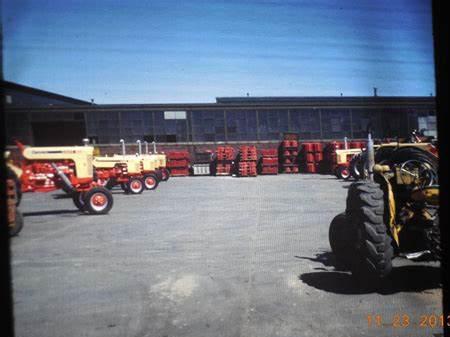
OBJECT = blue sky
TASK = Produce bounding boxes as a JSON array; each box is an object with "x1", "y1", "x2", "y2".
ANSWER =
[{"x1": 2, "y1": 0, "x2": 435, "y2": 103}]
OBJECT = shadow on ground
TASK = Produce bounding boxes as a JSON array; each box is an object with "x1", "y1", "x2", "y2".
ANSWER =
[
  {"x1": 297, "y1": 252, "x2": 442, "y2": 295},
  {"x1": 52, "y1": 193, "x2": 72, "y2": 199},
  {"x1": 24, "y1": 210, "x2": 80, "y2": 217},
  {"x1": 317, "y1": 177, "x2": 340, "y2": 180}
]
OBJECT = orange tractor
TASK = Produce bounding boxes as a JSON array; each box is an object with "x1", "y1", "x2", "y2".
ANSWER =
[{"x1": 9, "y1": 142, "x2": 114, "y2": 215}]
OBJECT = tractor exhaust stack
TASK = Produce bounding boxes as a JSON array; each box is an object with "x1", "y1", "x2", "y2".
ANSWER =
[
  {"x1": 136, "y1": 140, "x2": 142, "y2": 155},
  {"x1": 120, "y1": 139, "x2": 126, "y2": 156},
  {"x1": 366, "y1": 131, "x2": 375, "y2": 181}
]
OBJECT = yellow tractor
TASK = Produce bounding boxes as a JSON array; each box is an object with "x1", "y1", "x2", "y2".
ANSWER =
[
  {"x1": 145, "y1": 141, "x2": 170, "y2": 182},
  {"x1": 334, "y1": 148, "x2": 364, "y2": 179},
  {"x1": 112, "y1": 140, "x2": 159, "y2": 190},
  {"x1": 329, "y1": 131, "x2": 439, "y2": 288},
  {"x1": 93, "y1": 140, "x2": 146, "y2": 194},
  {"x1": 10, "y1": 142, "x2": 114, "y2": 215}
]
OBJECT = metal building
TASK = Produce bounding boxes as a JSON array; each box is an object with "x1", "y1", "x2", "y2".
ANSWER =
[{"x1": 3, "y1": 81, "x2": 436, "y2": 145}]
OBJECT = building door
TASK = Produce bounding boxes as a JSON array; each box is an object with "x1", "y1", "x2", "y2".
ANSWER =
[{"x1": 31, "y1": 121, "x2": 86, "y2": 146}]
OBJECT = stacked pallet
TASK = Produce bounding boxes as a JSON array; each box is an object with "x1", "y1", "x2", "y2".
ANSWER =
[
  {"x1": 236, "y1": 145, "x2": 257, "y2": 177},
  {"x1": 301, "y1": 142, "x2": 323, "y2": 173},
  {"x1": 279, "y1": 133, "x2": 299, "y2": 173},
  {"x1": 215, "y1": 146, "x2": 235, "y2": 176},
  {"x1": 167, "y1": 151, "x2": 190, "y2": 176},
  {"x1": 259, "y1": 149, "x2": 278, "y2": 175}
]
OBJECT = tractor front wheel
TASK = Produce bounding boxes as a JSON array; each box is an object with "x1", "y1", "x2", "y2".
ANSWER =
[
  {"x1": 143, "y1": 174, "x2": 159, "y2": 190},
  {"x1": 83, "y1": 187, "x2": 113, "y2": 214},
  {"x1": 329, "y1": 213, "x2": 356, "y2": 269},
  {"x1": 127, "y1": 178, "x2": 145, "y2": 194},
  {"x1": 336, "y1": 166, "x2": 351, "y2": 180},
  {"x1": 347, "y1": 181, "x2": 394, "y2": 289}
]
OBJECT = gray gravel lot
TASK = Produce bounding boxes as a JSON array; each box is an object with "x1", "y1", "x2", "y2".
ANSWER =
[{"x1": 11, "y1": 175, "x2": 442, "y2": 337}]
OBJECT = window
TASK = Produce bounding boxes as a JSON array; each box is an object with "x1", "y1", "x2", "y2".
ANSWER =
[
  {"x1": 6, "y1": 95, "x2": 13, "y2": 104},
  {"x1": 166, "y1": 135, "x2": 177, "y2": 142},
  {"x1": 164, "y1": 111, "x2": 186, "y2": 120},
  {"x1": 143, "y1": 135, "x2": 155, "y2": 142}
]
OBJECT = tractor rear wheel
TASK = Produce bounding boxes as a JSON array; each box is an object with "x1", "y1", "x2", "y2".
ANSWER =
[
  {"x1": 83, "y1": 187, "x2": 113, "y2": 214},
  {"x1": 9, "y1": 209, "x2": 24, "y2": 237},
  {"x1": 329, "y1": 213, "x2": 356, "y2": 269},
  {"x1": 143, "y1": 174, "x2": 159, "y2": 190},
  {"x1": 346, "y1": 181, "x2": 394, "y2": 288},
  {"x1": 127, "y1": 178, "x2": 144, "y2": 194},
  {"x1": 161, "y1": 168, "x2": 170, "y2": 181},
  {"x1": 72, "y1": 191, "x2": 86, "y2": 211},
  {"x1": 7, "y1": 168, "x2": 22, "y2": 206}
]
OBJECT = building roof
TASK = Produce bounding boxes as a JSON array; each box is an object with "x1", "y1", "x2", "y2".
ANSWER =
[
  {"x1": 2, "y1": 80, "x2": 91, "y2": 106},
  {"x1": 216, "y1": 96, "x2": 435, "y2": 105},
  {"x1": 3, "y1": 81, "x2": 435, "y2": 112}
]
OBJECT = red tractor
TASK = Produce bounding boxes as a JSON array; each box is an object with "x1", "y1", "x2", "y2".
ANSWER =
[{"x1": 10, "y1": 142, "x2": 114, "y2": 215}]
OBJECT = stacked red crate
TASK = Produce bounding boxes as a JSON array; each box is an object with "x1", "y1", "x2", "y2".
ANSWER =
[
  {"x1": 167, "y1": 151, "x2": 190, "y2": 176},
  {"x1": 259, "y1": 149, "x2": 278, "y2": 175},
  {"x1": 280, "y1": 134, "x2": 299, "y2": 173},
  {"x1": 215, "y1": 146, "x2": 235, "y2": 175},
  {"x1": 300, "y1": 142, "x2": 322, "y2": 173},
  {"x1": 237, "y1": 145, "x2": 257, "y2": 177},
  {"x1": 350, "y1": 141, "x2": 366, "y2": 149}
]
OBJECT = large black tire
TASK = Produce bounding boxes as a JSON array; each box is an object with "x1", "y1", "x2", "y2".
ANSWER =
[
  {"x1": 346, "y1": 181, "x2": 394, "y2": 288},
  {"x1": 143, "y1": 174, "x2": 159, "y2": 190},
  {"x1": 374, "y1": 146, "x2": 396, "y2": 164},
  {"x1": 388, "y1": 147, "x2": 438, "y2": 185},
  {"x1": 7, "y1": 168, "x2": 22, "y2": 206},
  {"x1": 329, "y1": 213, "x2": 356, "y2": 269},
  {"x1": 161, "y1": 168, "x2": 170, "y2": 181},
  {"x1": 83, "y1": 187, "x2": 113, "y2": 215},
  {"x1": 72, "y1": 191, "x2": 86, "y2": 211},
  {"x1": 127, "y1": 177, "x2": 145, "y2": 194},
  {"x1": 9, "y1": 209, "x2": 24, "y2": 237}
]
